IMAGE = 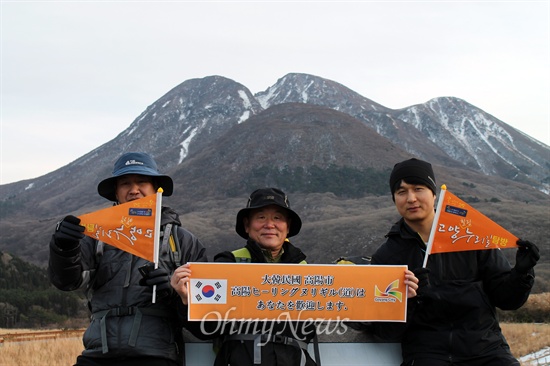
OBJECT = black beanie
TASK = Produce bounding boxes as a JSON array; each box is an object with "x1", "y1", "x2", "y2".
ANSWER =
[{"x1": 389, "y1": 158, "x2": 437, "y2": 197}]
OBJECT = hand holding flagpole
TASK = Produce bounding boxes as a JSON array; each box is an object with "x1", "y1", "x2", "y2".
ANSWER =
[
  {"x1": 152, "y1": 188, "x2": 163, "y2": 303},
  {"x1": 423, "y1": 184, "x2": 447, "y2": 268}
]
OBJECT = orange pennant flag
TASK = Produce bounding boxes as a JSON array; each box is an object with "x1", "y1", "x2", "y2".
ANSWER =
[
  {"x1": 424, "y1": 185, "x2": 518, "y2": 265},
  {"x1": 78, "y1": 193, "x2": 161, "y2": 262}
]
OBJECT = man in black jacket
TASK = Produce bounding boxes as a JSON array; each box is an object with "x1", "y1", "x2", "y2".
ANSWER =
[
  {"x1": 49, "y1": 152, "x2": 207, "y2": 366},
  {"x1": 371, "y1": 158, "x2": 540, "y2": 366}
]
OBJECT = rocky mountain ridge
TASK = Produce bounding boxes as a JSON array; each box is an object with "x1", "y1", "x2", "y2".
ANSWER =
[
  {"x1": 0, "y1": 73, "x2": 548, "y2": 275},
  {"x1": 257, "y1": 74, "x2": 549, "y2": 188}
]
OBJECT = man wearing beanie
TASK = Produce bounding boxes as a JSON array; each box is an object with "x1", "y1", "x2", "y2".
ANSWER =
[{"x1": 370, "y1": 158, "x2": 540, "y2": 366}]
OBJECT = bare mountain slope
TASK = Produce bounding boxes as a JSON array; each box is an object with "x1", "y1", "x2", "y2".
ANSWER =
[
  {"x1": 0, "y1": 73, "x2": 548, "y2": 272},
  {"x1": 171, "y1": 103, "x2": 413, "y2": 200},
  {"x1": 256, "y1": 73, "x2": 549, "y2": 191}
]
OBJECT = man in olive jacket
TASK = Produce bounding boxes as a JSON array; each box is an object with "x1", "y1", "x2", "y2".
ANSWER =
[{"x1": 208, "y1": 188, "x2": 318, "y2": 366}]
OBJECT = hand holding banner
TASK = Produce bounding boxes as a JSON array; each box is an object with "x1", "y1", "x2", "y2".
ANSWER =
[{"x1": 188, "y1": 263, "x2": 408, "y2": 322}]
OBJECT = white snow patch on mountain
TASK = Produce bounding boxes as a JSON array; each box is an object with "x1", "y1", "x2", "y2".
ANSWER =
[
  {"x1": 125, "y1": 113, "x2": 149, "y2": 136},
  {"x1": 126, "y1": 125, "x2": 138, "y2": 136},
  {"x1": 137, "y1": 113, "x2": 148, "y2": 123},
  {"x1": 238, "y1": 110, "x2": 250, "y2": 124},
  {"x1": 301, "y1": 80, "x2": 315, "y2": 103},
  {"x1": 238, "y1": 90, "x2": 252, "y2": 109},
  {"x1": 256, "y1": 86, "x2": 278, "y2": 109},
  {"x1": 179, "y1": 127, "x2": 198, "y2": 163}
]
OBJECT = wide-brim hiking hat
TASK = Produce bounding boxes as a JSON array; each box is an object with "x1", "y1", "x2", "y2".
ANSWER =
[
  {"x1": 97, "y1": 152, "x2": 174, "y2": 202},
  {"x1": 389, "y1": 158, "x2": 437, "y2": 199},
  {"x1": 235, "y1": 187, "x2": 302, "y2": 239}
]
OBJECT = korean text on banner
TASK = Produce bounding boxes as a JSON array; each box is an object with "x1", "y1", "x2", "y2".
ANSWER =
[
  {"x1": 188, "y1": 263, "x2": 407, "y2": 322},
  {"x1": 78, "y1": 194, "x2": 158, "y2": 262},
  {"x1": 425, "y1": 186, "x2": 518, "y2": 263}
]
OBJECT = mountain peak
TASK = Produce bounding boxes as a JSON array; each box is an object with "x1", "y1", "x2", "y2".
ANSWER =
[{"x1": 1, "y1": 72, "x2": 548, "y2": 275}]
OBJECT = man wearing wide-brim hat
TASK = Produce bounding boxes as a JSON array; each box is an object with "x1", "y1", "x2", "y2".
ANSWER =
[
  {"x1": 96, "y1": 151, "x2": 174, "y2": 202},
  {"x1": 209, "y1": 187, "x2": 318, "y2": 366},
  {"x1": 232, "y1": 187, "x2": 303, "y2": 262},
  {"x1": 48, "y1": 152, "x2": 207, "y2": 366}
]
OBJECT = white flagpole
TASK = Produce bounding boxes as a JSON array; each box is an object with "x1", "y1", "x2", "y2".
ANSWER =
[
  {"x1": 422, "y1": 185, "x2": 447, "y2": 268},
  {"x1": 152, "y1": 188, "x2": 164, "y2": 303}
]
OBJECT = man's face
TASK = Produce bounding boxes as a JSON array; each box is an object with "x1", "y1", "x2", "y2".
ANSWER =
[
  {"x1": 394, "y1": 181, "x2": 436, "y2": 225},
  {"x1": 244, "y1": 205, "x2": 290, "y2": 254},
  {"x1": 115, "y1": 174, "x2": 156, "y2": 204}
]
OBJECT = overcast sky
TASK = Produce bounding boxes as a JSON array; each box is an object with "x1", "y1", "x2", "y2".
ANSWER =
[{"x1": 1, "y1": 1, "x2": 549, "y2": 185}]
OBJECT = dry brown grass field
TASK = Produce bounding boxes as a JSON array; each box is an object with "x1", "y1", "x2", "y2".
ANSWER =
[
  {"x1": 1, "y1": 323, "x2": 549, "y2": 365},
  {"x1": 0, "y1": 329, "x2": 84, "y2": 366},
  {"x1": 501, "y1": 323, "x2": 550, "y2": 363}
]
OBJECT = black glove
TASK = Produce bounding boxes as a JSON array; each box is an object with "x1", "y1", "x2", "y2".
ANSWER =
[
  {"x1": 412, "y1": 267, "x2": 440, "y2": 302},
  {"x1": 139, "y1": 263, "x2": 173, "y2": 299},
  {"x1": 412, "y1": 267, "x2": 431, "y2": 296},
  {"x1": 54, "y1": 215, "x2": 84, "y2": 251},
  {"x1": 515, "y1": 240, "x2": 540, "y2": 274}
]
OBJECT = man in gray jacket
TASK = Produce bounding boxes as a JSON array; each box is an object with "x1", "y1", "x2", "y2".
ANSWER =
[{"x1": 49, "y1": 152, "x2": 207, "y2": 366}]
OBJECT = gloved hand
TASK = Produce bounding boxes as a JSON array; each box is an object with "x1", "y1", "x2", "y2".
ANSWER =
[
  {"x1": 412, "y1": 267, "x2": 440, "y2": 302},
  {"x1": 139, "y1": 263, "x2": 173, "y2": 299},
  {"x1": 412, "y1": 267, "x2": 431, "y2": 296},
  {"x1": 515, "y1": 240, "x2": 540, "y2": 274},
  {"x1": 54, "y1": 215, "x2": 84, "y2": 251}
]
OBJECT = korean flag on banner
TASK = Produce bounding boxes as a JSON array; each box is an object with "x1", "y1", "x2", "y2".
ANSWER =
[{"x1": 190, "y1": 279, "x2": 228, "y2": 304}]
